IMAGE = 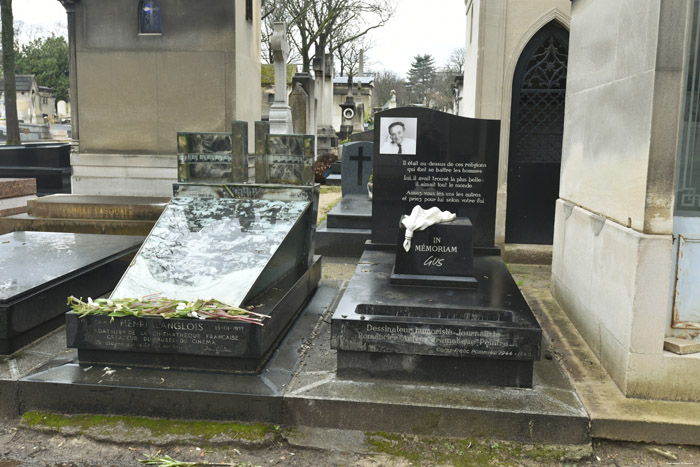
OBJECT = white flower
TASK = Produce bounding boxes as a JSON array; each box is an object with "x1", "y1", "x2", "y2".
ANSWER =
[
  {"x1": 115, "y1": 303, "x2": 123, "y2": 311},
  {"x1": 188, "y1": 311, "x2": 199, "y2": 318},
  {"x1": 176, "y1": 302, "x2": 187, "y2": 311},
  {"x1": 106, "y1": 299, "x2": 114, "y2": 307}
]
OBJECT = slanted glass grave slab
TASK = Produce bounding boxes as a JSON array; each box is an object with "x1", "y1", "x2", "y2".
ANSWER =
[
  {"x1": 67, "y1": 189, "x2": 321, "y2": 373},
  {"x1": 111, "y1": 197, "x2": 309, "y2": 306},
  {"x1": 0, "y1": 231, "x2": 143, "y2": 354}
]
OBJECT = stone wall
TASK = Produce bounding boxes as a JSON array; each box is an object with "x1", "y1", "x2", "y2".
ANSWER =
[{"x1": 552, "y1": 0, "x2": 698, "y2": 400}]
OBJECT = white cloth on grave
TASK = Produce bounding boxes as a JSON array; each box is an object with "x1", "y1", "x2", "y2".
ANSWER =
[{"x1": 400, "y1": 205, "x2": 456, "y2": 252}]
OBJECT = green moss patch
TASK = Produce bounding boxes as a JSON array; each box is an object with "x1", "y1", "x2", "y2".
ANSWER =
[
  {"x1": 365, "y1": 432, "x2": 570, "y2": 466},
  {"x1": 22, "y1": 411, "x2": 277, "y2": 446}
]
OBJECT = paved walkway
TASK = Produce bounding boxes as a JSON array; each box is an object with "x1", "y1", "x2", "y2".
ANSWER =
[{"x1": 509, "y1": 263, "x2": 700, "y2": 445}]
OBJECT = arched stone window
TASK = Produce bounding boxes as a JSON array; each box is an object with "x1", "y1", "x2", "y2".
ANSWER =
[{"x1": 139, "y1": 0, "x2": 162, "y2": 34}]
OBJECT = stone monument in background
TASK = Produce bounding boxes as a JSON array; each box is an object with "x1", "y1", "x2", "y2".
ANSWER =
[{"x1": 268, "y1": 22, "x2": 294, "y2": 135}]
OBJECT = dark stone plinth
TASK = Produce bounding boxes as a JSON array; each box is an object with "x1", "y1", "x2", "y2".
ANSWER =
[
  {"x1": 326, "y1": 194, "x2": 371, "y2": 230},
  {"x1": 371, "y1": 108, "x2": 500, "y2": 249},
  {"x1": 68, "y1": 257, "x2": 321, "y2": 373},
  {"x1": 331, "y1": 249, "x2": 541, "y2": 388},
  {"x1": 17, "y1": 285, "x2": 338, "y2": 422},
  {"x1": 0, "y1": 143, "x2": 71, "y2": 196},
  {"x1": 393, "y1": 218, "x2": 474, "y2": 278},
  {"x1": 314, "y1": 221, "x2": 371, "y2": 257},
  {"x1": 337, "y1": 351, "x2": 533, "y2": 387},
  {"x1": 0, "y1": 143, "x2": 71, "y2": 168},
  {"x1": 0, "y1": 167, "x2": 70, "y2": 195},
  {"x1": 0, "y1": 232, "x2": 143, "y2": 354}
]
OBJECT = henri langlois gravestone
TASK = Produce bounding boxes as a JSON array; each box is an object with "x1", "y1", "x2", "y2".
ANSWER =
[{"x1": 371, "y1": 108, "x2": 500, "y2": 248}]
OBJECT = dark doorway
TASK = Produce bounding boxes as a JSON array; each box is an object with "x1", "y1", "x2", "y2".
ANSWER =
[{"x1": 506, "y1": 22, "x2": 568, "y2": 244}]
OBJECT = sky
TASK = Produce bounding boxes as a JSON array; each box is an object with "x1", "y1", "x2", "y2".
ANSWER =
[{"x1": 11, "y1": 0, "x2": 467, "y2": 76}]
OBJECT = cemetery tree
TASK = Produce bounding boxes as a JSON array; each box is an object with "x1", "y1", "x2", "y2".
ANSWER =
[
  {"x1": 0, "y1": 0, "x2": 20, "y2": 145},
  {"x1": 448, "y1": 47, "x2": 465, "y2": 75},
  {"x1": 406, "y1": 54, "x2": 436, "y2": 107},
  {"x1": 15, "y1": 35, "x2": 70, "y2": 103},
  {"x1": 264, "y1": 0, "x2": 395, "y2": 72},
  {"x1": 335, "y1": 37, "x2": 372, "y2": 77}
]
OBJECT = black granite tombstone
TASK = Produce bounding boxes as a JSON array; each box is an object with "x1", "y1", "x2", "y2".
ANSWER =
[
  {"x1": 1, "y1": 231, "x2": 143, "y2": 354},
  {"x1": 0, "y1": 143, "x2": 71, "y2": 196},
  {"x1": 331, "y1": 108, "x2": 542, "y2": 388},
  {"x1": 341, "y1": 142, "x2": 373, "y2": 196},
  {"x1": 66, "y1": 183, "x2": 321, "y2": 373},
  {"x1": 315, "y1": 142, "x2": 374, "y2": 256},
  {"x1": 391, "y1": 218, "x2": 476, "y2": 288},
  {"x1": 371, "y1": 108, "x2": 499, "y2": 252}
]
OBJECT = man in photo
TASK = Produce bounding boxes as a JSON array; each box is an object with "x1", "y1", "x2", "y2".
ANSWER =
[{"x1": 381, "y1": 121, "x2": 416, "y2": 155}]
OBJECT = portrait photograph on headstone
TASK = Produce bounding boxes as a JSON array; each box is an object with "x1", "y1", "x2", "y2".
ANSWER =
[{"x1": 379, "y1": 117, "x2": 417, "y2": 155}]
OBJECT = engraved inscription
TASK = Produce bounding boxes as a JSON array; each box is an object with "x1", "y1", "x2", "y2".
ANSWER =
[{"x1": 356, "y1": 323, "x2": 533, "y2": 359}]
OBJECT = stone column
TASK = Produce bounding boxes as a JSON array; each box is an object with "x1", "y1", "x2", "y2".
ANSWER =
[
  {"x1": 268, "y1": 22, "x2": 293, "y2": 134},
  {"x1": 58, "y1": 0, "x2": 79, "y2": 141}
]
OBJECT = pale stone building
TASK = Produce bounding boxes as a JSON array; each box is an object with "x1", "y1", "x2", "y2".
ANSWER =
[
  {"x1": 461, "y1": 0, "x2": 571, "y2": 246},
  {"x1": 59, "y1": 0, "x2": 262, "y2": 196},
  {"x1": 0, "y1": 75, "x2": 56, "y2": 123},
  {"x1": 553, "y1": 0, "x2": 700, "y2": 401}
]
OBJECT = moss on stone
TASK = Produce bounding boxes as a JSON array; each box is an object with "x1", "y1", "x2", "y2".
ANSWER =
[
  {"x1": 365, "y1": 432, "x2": 571, "y2": 466},
  {"x1": 21, "y1": 411, "x2": 276, "y2": 444}
]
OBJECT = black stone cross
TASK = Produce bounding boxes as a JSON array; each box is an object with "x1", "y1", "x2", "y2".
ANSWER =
[{"x1": 350, "y1": 146, "x2": 371, "y2": 185}]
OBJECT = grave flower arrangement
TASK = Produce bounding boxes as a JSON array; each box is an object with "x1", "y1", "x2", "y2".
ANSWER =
[{"x1": 66, "y1": 296, "x2": 270, "y2": 326}]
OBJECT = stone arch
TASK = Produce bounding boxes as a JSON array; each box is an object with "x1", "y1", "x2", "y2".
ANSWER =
[
  {"x1": 505, "y1": 19, "x2": 569, "y2": 244},
  {"x1": 495, "y1": 11, "x2": 570, "y2": 245}
]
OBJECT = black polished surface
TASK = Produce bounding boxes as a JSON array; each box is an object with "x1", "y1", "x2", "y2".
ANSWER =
[
  {"x1": 0, "y1": 232, "x2": 143, "y2": 354},
  {"x1": 326, "y1": 194, "x2": 372, "y2": 230},
  {"x1": 371, "y1": 108, "x2": 500, "y2": 248},
  {"x1": 68, "y1": 258, "x2": 322, "y2": 373},
  {"x1": 393, "y1": 218, "x2": 474, "y2": 278},
  {"x1": 331, "y1": 249, "x2": 541, "y2": 386}
]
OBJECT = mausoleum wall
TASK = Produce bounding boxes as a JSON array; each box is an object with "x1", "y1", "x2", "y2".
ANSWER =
[
  {"x1": 73, "y1": 0, "x2": 260, "y2": 156},
  {"x1": 553, "y1": 0, "x2": 700, "y2": 400}
]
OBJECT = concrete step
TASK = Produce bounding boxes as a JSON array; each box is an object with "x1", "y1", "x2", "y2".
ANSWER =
[
  {"x1": 27, "y1": 194, "x2": 169, "y2": 220},
  {"x1": 0, "y1": 213, "x2": 156, "y2": 236}
]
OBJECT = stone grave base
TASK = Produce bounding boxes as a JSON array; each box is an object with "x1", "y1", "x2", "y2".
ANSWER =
[
  {"x1": 67, "y1": 257, "x2": 321, "y2": 374},
  {"x1": 331, "y1": 250, "x2": 541, "y2": 388},
  {"x1": 0, "y1": 232, "x2": 143, "y2": 354},
  {"x1": 3, "y1": 277, "x2": 589, "y2": 445},
  {"x1": 315, "y1": 194, "x2": 371, "y2": 257},
  {"x1": 337, "y1": 351, "x2": 533, "y2": 387}
]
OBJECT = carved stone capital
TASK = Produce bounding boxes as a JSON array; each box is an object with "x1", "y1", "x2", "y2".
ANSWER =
[{"x1": 57, "y1": 0, "x2": 78, "y2": 12}]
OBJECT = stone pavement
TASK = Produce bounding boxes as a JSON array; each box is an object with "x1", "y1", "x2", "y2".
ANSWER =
[{"x1": 509, "y1": 263, "x2": 700, "y2": 446}]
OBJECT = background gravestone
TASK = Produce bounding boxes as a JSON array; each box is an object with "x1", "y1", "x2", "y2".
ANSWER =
[
  {"x1": 341, "y1": 141, "x2": 373, "y2": 196},
  {"x1": 177, "y1": 132, "x2": 234, "y2": 183},
  {"x1": 371, "y1": 108, "x2": 500, "y2": 249}
]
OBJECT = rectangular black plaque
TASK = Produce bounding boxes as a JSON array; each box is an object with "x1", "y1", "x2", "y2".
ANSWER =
[
  {"x1": 393, "y1": 218, "x2": 474, "y2": 278},
  {"x1": 371, "y1": 108, "x2": 500, "y2": 248}
]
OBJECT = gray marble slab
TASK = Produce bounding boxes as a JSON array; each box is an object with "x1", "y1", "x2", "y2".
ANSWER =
[
  {"x1": 341, "y1": 142, "x2": 373, "y2": 196},
  {"x1": 0, "y1": 231, "x2": 143, "y2": 302},
  {"x1": 111, "y1": 197, "x2": 309, "y2": 307}
]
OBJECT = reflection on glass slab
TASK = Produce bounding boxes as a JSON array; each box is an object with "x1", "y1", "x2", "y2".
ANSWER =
[
  {"x1": 111, "y1": 197, "x2": 309, "y2": 307},
  {"x1": 0, "y1": 231, "x2": 142, "y2": 301}
]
